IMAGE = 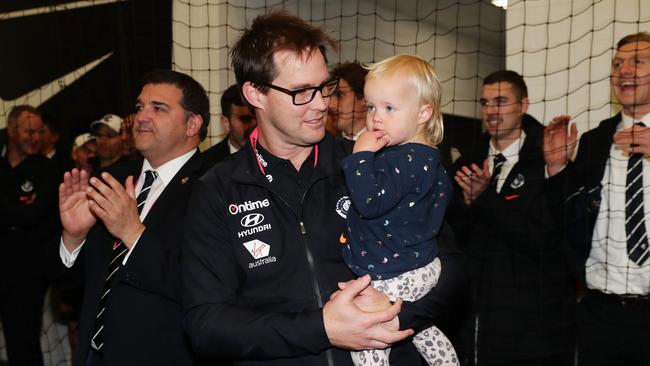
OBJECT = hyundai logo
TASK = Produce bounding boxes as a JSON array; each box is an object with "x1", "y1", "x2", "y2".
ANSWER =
[{"x1": 241, "y1": 213, "x2": 265, "y2": 227}]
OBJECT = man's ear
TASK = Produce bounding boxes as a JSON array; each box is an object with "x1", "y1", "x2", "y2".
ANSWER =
[
  {"x1": 220, "y1": 115, "x2": 231, "y2": 134},
  {"x1": 520, "y1": 97, "x2": 529, "y2": 115},
  {"x1": 186, "y1": 113, "x2": 203, "y2": 137},
  {"x1": 418, "y1": 104, "x2": 433, "y2": 125},
  {"x1": 242, "y1": 81, "x2": 264, "y2": 110}
]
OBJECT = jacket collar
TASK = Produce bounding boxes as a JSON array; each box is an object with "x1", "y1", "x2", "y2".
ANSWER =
[{"x1": 231, "y1": 132, "x2": 349, "y2": 187}]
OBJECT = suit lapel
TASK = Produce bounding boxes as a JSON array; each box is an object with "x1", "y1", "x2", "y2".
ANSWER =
[
  {"x1": 587, "y1": 114, "x2": 620, "y2": 188},
  {"x1": 142, "y1": 150, "x2": 203, "y2": 229},
  {"x1": 497, "y1": 119, "x2": 543, "y2": 196}
]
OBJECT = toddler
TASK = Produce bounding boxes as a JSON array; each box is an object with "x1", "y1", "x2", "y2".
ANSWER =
[{"x1": 341, "y1": 54, "x2": 458, "y2": 366}]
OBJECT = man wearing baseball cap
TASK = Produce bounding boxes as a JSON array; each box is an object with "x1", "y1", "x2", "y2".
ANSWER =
[
  {"x1": 90, "y1": 114, "x2": 123, "y2": 169},
  {"x1": 71, "y1": 133, "x2": 97, "y2": 174}
]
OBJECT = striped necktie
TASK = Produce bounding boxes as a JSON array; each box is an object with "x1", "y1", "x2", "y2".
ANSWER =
[
  {"x1": 491, "y1": 153, "x2": 506, "y2": 188},
  {"x1": 91, "y1": 170, "x2": 158, "y2": 351},
  {"x1": 626, "y1": 123, "x2": 649, "y2": 265}
]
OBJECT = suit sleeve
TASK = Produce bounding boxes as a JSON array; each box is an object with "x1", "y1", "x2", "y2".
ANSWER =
[
  {"x1": 118, "y1": 227, "x2": 184, "y2": 303},
  {"x1": 398, "y1": 221, "x2": 467, "y2": 332},
  {"x1": 182, "y1": 177, "x2": 331, "y2": 360}
]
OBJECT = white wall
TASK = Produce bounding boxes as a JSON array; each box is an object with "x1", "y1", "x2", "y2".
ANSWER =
[{"x1": 506, "y1": 0, "x2": 650, "y2": 134}]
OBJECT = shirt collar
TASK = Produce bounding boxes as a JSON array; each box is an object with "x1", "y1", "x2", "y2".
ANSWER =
[
  {"x1": 488, "y1": 130, "x2": 526, "y2": 159},
  {"x1": 140, "y1": 149, "x2": 197, "y2": 187},
  {"x1": 621, "y1": 111, "x2": 650, "y2": 129},
  {"x1": 228, "y1": 139, "x2": 239, "y2": 155}
]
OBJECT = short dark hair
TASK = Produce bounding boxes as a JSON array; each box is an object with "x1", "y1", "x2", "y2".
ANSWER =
[
  {"x1": 141, "y1": 69, "x2": 210, "y2": 140},
  {"x1": 220, "y1": 84, "x2": 245, "y2": 119},
  {"x1": 330, "y1": 61, "x2": 368, "y2": 99},
  {"x1": 7, "y1": 105, "x2": 40, "y2": 130},
  {"x1": 483, "y1": 70, "x2": 528, "y2": 101},
  {"x1": 41, "y1": 114, "x2": 61, "y2": 135},
  {"x1": 231, "y1": 11, "x2": 337, "y2": 95},
  {"x1": 617, "y1": 32, "x2": 650, "y2": 49}
]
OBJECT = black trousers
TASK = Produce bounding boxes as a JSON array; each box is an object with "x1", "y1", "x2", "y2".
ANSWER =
[
  {"x1": 578, "y1": 290, "x2": 650, "y2": 366},
  {"x1": 0, "y1": 277, "x2": 47, "y2": 366}
]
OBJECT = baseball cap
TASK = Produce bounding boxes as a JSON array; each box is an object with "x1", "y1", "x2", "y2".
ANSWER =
[
  {"x1": 72, "y1": 133, "x2": 96, "y2": 150},
  {"x1": 90, "y1": 114, "x2": 122, "y2": 136}
]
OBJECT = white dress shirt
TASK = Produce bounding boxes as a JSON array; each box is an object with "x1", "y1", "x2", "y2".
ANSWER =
[
  {"x1": 60, "y1": 149, "x2": 197, "y2": 267},
  {"x1": 587, "y1": 112, "x2": 650, "y2": 295},
  {"x1": 488, "y1": 131, "x2": 526, "y2": 194}
]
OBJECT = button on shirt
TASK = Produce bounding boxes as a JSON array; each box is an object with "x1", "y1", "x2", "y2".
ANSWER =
[
  {"x1": 59, "y1": 149, "x2": 197, "y2": 267},
  {"x1": 488, "y1": 131, "x2": 525, "y2": 194},
  {"x1": 587, "y1": 112, "x2": 650, "y2": 295}
]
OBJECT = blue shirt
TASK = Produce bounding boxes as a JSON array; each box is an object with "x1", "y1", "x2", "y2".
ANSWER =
[{"x1": 341, "y1": 143, "x2": 451, "y2": 279}]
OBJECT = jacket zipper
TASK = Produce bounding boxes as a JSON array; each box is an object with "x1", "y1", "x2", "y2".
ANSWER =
[
  {"x1": 255, "y1": 181, "x2": 335, "y2": 366},
  {"x1": 298, "y1": 181, "x2": 335, "y2": 366}
]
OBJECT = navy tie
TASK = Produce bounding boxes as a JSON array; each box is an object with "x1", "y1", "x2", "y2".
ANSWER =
[
  {"x1": 491, "y1": 153, "x2": 506, "y2": 188},
  {"x1": 91, "y1": 170, "x2": 158, "y2": 350},
  {"x1": 626, "y1": 123, "x2": 649, "y2": 265}
]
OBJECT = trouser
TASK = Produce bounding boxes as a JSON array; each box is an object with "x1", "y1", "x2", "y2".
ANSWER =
[
  {"x1": 577, "y1": 290, "x2": 650, "y2": 366},
  {"x1": 0, "y1": 277, "x2": 47, "y2": 366}
]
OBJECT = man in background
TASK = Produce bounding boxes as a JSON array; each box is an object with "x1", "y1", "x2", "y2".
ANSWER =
[
  {"x1": 545, "y1": 31, "x2": 650, "y2": 366},
  {"x1": 202, "y1": 84, "x2": 256, "y2": 167},
  {"x1": 56, "y1": 70, "x2": 211, "y2": 365},
  {"x1": 90, "y1": 114, "x2": 123, "y2": 169},
  {"x1": 0, "y1": 105, "x2": 59, "y2": 366},
  {"x1": 70, "y1": 133, "x2": 97, "y2": 179},
  {"x1": 41, "y1": 114, "x2": 73, "y2": 175},
  {"x1": 449, "y1": 70, "x2": 574, "y2": 365},
  {"x1": 327, "y1": 61, "x2": 368, "y2": 140}
]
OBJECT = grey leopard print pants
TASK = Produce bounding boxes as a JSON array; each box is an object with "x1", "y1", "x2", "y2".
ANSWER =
[{"x1": 351, "y1": 258, "x2": 459, "y2": 366}]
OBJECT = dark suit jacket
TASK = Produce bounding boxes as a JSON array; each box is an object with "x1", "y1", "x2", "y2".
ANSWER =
[
  {"x1": 55, "y1": 150, "x2": 205, "y2": 366},
  {"x1": 202, "y1": 137, "x2": 231, "y2": 169},
  {"x1": 448, "y1": 115, "x2": 574, "y2": 360},
  {"x1": 548, "y1": 113, "x2": 621, "y2": 283}
]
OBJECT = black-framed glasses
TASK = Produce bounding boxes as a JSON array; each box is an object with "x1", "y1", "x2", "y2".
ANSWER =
[
  {"x1": 262, "y1": 79, "x2": 340, "y2": 106},
  {"x1": 479, "y1": 99, "x2": 522, "y2": 109}
]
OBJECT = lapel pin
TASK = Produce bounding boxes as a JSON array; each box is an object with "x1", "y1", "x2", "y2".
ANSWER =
[{"x1": 181, "y1": 177, "x2": 189, "y2": 184}]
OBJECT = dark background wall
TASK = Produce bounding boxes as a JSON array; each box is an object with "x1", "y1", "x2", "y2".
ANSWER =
[{"x1": 0, "y1": 0, "x2": 172, "y2": 148}]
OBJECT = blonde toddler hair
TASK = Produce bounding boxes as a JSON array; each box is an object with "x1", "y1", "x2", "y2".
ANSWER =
[{"x1": 364, "y1": 54, "x2": 444, "y2": 146}]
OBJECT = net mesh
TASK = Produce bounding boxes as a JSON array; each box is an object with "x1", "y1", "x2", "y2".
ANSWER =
[
  {"x1": 171, "y1": 0, "x2": 505, "y2": 145},
  {"x1": 1, "y1": 0, "x2": 650, "y2": 365}
]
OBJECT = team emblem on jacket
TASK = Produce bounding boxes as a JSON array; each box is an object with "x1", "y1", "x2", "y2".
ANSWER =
[
  {"x1": 510, "y1": 173, "x2": 525, "y2": 189},
  {"x1": 336, "y1": 196, "x2": 351, "y2": 219},
  {"x1": 20, "y1": 179, "x2": 34, "y2": 193}
]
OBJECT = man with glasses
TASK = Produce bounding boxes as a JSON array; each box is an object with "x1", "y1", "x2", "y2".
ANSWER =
[
  {"x1": 203, "y1": 84, "x2": 256, "y2": 168},
  {"x1": 448, "y1": 70, "x2": 574, "y2": 365},
  {"x1": 183, "y1": 11, "x2": 464, "y2": 366}
]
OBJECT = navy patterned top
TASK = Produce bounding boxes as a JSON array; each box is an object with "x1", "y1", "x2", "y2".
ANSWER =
[{"x1": 341, "y1": 143, "x2": 451, "y2": 279}]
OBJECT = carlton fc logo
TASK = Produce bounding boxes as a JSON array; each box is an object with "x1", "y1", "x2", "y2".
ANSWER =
[
  {"x1": 241, "y1": 213, "x2": 264, "y2": 227},
  {"x1": 336, "y1": 196, "x2": 351, "y2": 219}
]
